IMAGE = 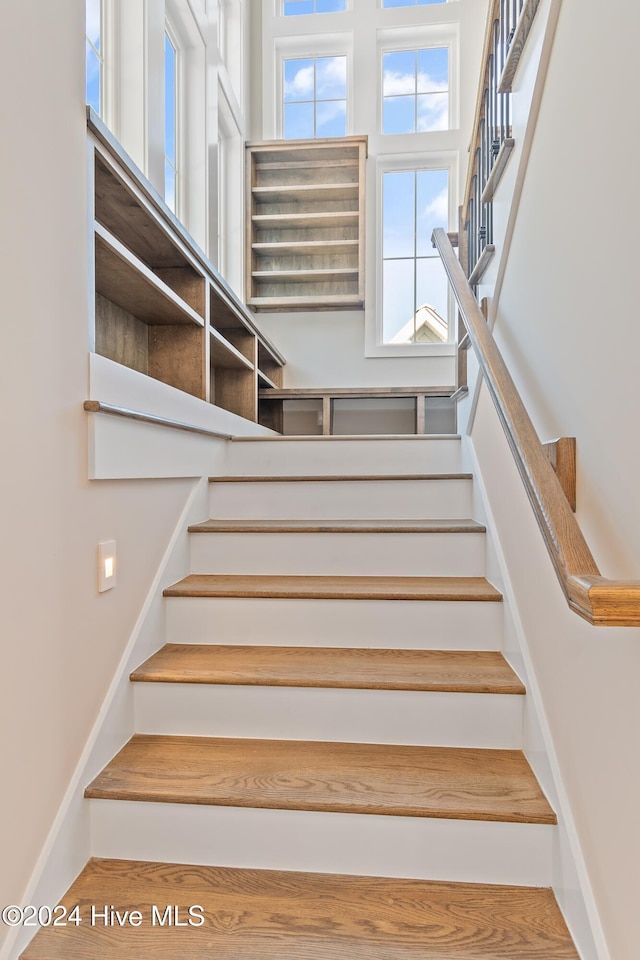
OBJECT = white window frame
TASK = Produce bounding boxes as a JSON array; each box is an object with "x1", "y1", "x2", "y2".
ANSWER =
[
  {"x1": 274, "y1": 33, "x2": 353, "y2": 140},
  {"x1": 367, "y1": 151, "x2": 458, "y2": 358},
  {"x1": 378, "y1": 22, "x2": 459, "y2": 135}
]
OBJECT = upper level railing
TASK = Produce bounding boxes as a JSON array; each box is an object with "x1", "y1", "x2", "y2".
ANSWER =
[
  {"x1": 462, "y1": 0, "x2": 538, "y2": 284},
  {"x1": 433, "y1": 228, "x2": 640, "y2": 628}
]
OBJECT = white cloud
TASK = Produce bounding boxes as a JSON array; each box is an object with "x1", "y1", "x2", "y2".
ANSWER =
[
  {"x1": 417, "y1": 91, "x2": 449, "y2": 131},
  {"x1": 383, "y1": 69, "x2": 447, "y2": 98},
  {"x1": 383, "y1": 70, "x2": 415, "y2": 97},
  {"x1": 284, "y1": 64, "x2": 315, "y2": 100},
  {"x1": 316, "y1": 56, "x2": 347, "y2": 99},
  {"x1": 316, "y1": 100, "x2": 346, "y2": 123},
  {"x1": 423, "y1": 185, "x2": 448, "y2": 224},
  {"x1": 86, "y1": 0, "x2": 101, "y2": 46}
]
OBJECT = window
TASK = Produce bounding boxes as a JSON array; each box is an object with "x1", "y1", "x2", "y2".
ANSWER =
[
  {"x1": 382, "y1": 47, "x2": 449, "y2": 133},
  {"x1": 85, "y1": 0, "x2": 103, "y2": 114},
  {"x1": 283, "y1": 0, "x2": 347, "y2": 14},
  {"x1": 383, "y1": 0, "x2": 446, "y2": 6},
  {"x1": 164, "y1": 32, "x2": 178, "y2": 212},
  {"x1": 382, "y1": 168, "x2": 449, "y2": 344},
  {"x1": 283, "y1": 56, "x2": 347, "y2": 139}
]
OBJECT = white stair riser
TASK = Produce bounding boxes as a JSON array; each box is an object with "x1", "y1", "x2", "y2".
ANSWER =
[
  {"x1": 225, "y1": 437, "x2": 463, "y2": 477},
  {"x1": 134, "y1": 684, "x2": 523, "y2": 748},
  {"x1": 189, "y1": 531, "x2": 486, "y2": 577},
  {"x1": 209, "y1": 479, "x2": 472, "y2": 520},
  {"x1": 165, "y1": 598, "x2": 503, "y2": 650},
  {"x1": 90, "y1": 800, "x2": 553, "y2": 887}
]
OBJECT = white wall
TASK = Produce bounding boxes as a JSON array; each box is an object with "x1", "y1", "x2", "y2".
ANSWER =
[
  {"x1": 251, "y1": 0, "x2": 488, "y2": 389},
  {"x1": 0, "y1": 0, "x2": 252, "y2": 944},
  {"x1": 467, "y1": 0, "x2": 640, "y2": 955}
]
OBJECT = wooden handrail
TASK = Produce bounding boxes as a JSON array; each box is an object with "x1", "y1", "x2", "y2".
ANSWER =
[
  {"x1": 84, "y1": 401, "x2": 234, "y2": 441},
  {"x1": 432, "y1": 229, "x2": 640, "y2": 627}
]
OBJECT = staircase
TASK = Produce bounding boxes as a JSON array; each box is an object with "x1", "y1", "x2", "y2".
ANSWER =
[{"x1": 22, "y1": 436, "x2": 580, "y2": 958}]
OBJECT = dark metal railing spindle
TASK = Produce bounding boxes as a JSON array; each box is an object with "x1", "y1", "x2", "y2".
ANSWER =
[{"x1": 463, "y1": 0, "x2": 525, "y2": 285}]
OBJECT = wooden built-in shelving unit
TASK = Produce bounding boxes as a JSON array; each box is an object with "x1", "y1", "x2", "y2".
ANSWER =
[
  {"x1": 87, "y1": 109, "x2": 285, "y2": 421},
  {"x1": 246, "y1": 137, "x2": 367, "y2": 313},
  {"x1": 258, "y1": 386, "x2": 461, "y2": 436}
]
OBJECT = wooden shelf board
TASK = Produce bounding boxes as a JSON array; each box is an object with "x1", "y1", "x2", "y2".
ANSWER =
[
  {"x1": 257, "y1": 369, "x2": 279, "y2": 390},
  {"x1": 258, "y1": 386, "x2": 456, "y2": 400},
  {"x1": 210, "y1": 328, "x2": 255, "y2": 371},
  {"x1": 249, "y1": 294, "x2": 364, "y2": 312},
  {"x1": 94, "y1": 224, "x2": 204, "y2": 327},
  {"x1": 255, "y1": 158, "x2": 359, "y2": 172},
  {"x1": 22, "y1": 858, "x2": 579, "y2": 959},
  {"x1": 131, "y1": 644, "x2": 521, "y2": 693},
  {"x1": 253, "y1": 268, "x2": 358, "y2": 283},
  {"x1": 253, "y1": 184, "x2": 358, "y2": 203},
  {"x1": 252, "y1": 240, "x2": 359, "y2": 254},
  {"x1": 94, "y1": 154, "x2": 191, "y2": 270},
  {"x1": 85, "y1": 735, "x2": 554, "y2": 823},
  {"x1": 252, "y1": 211, "x2": 359, "y2": 229}
]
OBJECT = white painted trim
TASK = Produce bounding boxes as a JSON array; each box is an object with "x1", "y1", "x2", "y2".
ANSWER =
[
  {"x1": 462, "y1": 432, "x2": 610, "y2": 960},
  {"x1": 371, "y1": 149, "x2": 459, "y2": 356},
  {"x1": 0, "y1": 477, "x2": 211, "y2": 960}
]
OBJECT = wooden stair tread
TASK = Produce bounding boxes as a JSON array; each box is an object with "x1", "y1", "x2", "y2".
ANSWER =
[
  {"x1": 85, "y1": 736, "x2": 555, "y2": 823},
  {"x1": 163, "y1": 575, "x2": 503, "y2": 602},
  {"x1": 188, "y1": 518, "x2": 486, "y2": 534},
  {"x1": 131, "y1": 645, "x2": 525, "y2": 694},
  {"x1": 209, "y1": 473, "x2": 473, "y2": 482},
  {"x1": 21, "y1": 859, "x2": 579, "y2": 959}
]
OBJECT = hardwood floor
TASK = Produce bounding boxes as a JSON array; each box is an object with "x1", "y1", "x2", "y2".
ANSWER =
[
  {"x1": 131, "y1": 645, "x2": 525, "y2": 694},
  {"x1": 162, "y1": 574, "x2": 504, "y2": 602},
  {"x1": 208, "y1": 474, "x2": 474, "y2": 482},
  {"x1": 85, "y1": 736, "x2": 555, "y2": 823},
  {"x1": 188, "y1": 518, "x2": 486, "y2": 533},
  {"x1": 22, "y1": 859, "x2": 580, "y2": 959}
]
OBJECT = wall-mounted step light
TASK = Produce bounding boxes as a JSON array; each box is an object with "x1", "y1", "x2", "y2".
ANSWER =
[{"x1": 98, "y1": 540, "x2": 117, "y2": 592}]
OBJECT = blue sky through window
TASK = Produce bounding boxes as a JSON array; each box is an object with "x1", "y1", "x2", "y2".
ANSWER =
[
  {"x1": 85, "y1": 0, "x2": 102, "y2": 114},
  {"x1": 383, "y1": 0, "x2": 446, "y2": 7},
  {"x1": 383, "y1": 47, "x2": 448, "y2": 133},
  {"x1": 382, "y1": 169, "x2": 449, "y2": 343},
  {"x1": 283, "y1": 56, "x2": 347, "y2": 138},
  {"x1": 283, "y1": 0, "x2": 347, "y2": 14},
  {"x1": 164, "y1": 33, "x2": 177, "y2": 212}
]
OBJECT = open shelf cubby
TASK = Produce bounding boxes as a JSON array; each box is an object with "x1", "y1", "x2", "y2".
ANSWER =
[
  {"x1": 88, "y1": 110, "x2": 285, "y2": 419},
  {"x1": 246, "y1": 137, "x2": 367, "y2": 313}
]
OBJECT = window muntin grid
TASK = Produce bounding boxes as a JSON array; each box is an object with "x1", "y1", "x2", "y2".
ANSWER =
[
  {"x1": 283, "y1": 55, "x2": 347, "y2": 138},
  {"x1": 382, "y1": 46, "x2": 449, "y2": 134},
  {"x1": 382, "y1": 168, "x2": 450, "y2": 344}
]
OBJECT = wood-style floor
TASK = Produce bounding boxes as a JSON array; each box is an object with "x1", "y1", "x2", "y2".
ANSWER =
[
  {"x1": 188, "y1": 518, "x2": 487, "y2": 533},
  {"x1": 163, "y1": 574, "x2": 503, "y2": 602},
  {"x1": 21, "y1": 859, "x2": 580, "y2": 959},
  {"x1": 131, "y1": 645, "x2": 525, "y2": 694},
  {"x1": 85, "y1": 735, "x2": 555, "y2": 824}
]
